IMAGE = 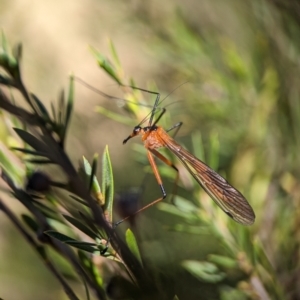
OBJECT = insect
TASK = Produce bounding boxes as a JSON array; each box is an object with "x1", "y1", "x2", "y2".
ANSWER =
[
  {"x1": 76, "y1": 78, "x2": 255, "y2": 225},
  {"x1": 121, "y1": 88, "x2": 255, "y2": 226}
]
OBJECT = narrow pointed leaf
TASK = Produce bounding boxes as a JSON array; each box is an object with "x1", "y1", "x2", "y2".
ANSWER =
[
  {"x1": 25, "y1": 158, "x2": 54, "y2": 164},
  {"x1": 58, "y1": 90, "x2": 65, "y2": 127},
  {"x1": 125, "y1": 228, "x2": 142, "y2": 265},
  {"x1": 45, "y1": 230, "x2": 76, "y2": 243},
  {"x1": 89, "y1": 154, "x2": 98, "y2": 191},
  {"x1": 21, "y1": 214, "x2": 39, "y2": 232},
  {"x1": 90, "y1": 47, "x2": 122, "y2": 85},
  {"x1": 207, "y1": 254, "x2": 239, "y2": 270},
  {"x1": 78, "y1": 250, "x2": 104, "y2": 288},
  {"x1": 102, "y1": 146, "x2": 114, "y2": 222},
  {"x1": 69, "y1": 195, "x2": 89, "y2": 207},
  {"x1": 82, "y1": 156, "x2": 103, "y2": 204},
  {"x1": 1, "y1": 167, "x2": 17, "y2": 190},
  {"x1": 11, "y1": 147, "x2": 48, "y2": 157},
  {"x1": 31, "y1": 93, "x2": 50, "y2": 120},
  {"x1": 51, "y1": 102, "x2": 57, "y2": 122},
  {"x1": 65, "y1": 75, "x2": 74, "y2": 130},
  {"x1": 63, "y1": 214, "x2": 99, "y2": 239},
  {"x1": 0, "y1": 150, "x2": 24, "y2": 185},
  {"x1": 31, "y1": 199, "x2": 60, "y2": 216},
  {"x1": 64, "y1": 241, "x2": 98, "y2": 253},
  {"x1": 182, "y1": 260, "x2": 226, "y2": 283},
  {"x1": 13, "y1": 43, "x2": 22, "y2": 62},
  {"x1": 13, "y1": 128, "x2": 49, "y2": 154}
]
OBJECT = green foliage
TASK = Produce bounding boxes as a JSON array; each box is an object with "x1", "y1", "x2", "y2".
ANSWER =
[
  {"x1": 182, "y1": 260, "x2": 226, "y2": 283},
  {"x1": 1, "y1": 1, "x2": 300, "y2": 298},
  {"x1": 125, "y1": 228, "x2": 142, "y2": 265}
]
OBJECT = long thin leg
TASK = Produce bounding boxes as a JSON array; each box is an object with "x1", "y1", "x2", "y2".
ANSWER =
[
  {"x1": 115, "y1": 149, "x2": 179, "y2": 224},
  {"x1": 149, "y1": 148, "x2": 180, "y2": 203},
  {"x1": 147, "y1": 150, "x2": 167, "y2": 198},
  {"x1": 167, "y1": 122, "x2": 183, "y2": 135},
  {"x1": 152, "y1": 108, "x2": 166, "y2": 127}
]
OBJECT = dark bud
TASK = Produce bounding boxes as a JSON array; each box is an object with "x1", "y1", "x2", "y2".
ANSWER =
[
  {"x1": 115, "y1": 189, "x2": 141, "y2": 227},
  {"x1": 26, "y1": 171, "x2": 51, "y2": 193},
  {"x1": 106, "y1": 276, "x2": 140, "y2": 300}
]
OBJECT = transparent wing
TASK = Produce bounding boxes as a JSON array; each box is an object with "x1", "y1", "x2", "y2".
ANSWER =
[{"x1": 166, "y1": 141, "x2": 255, "y2": 225}]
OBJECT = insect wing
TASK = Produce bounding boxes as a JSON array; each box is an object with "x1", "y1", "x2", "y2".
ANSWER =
[{"x1": 166, "y1": 142, "x2": 255, "y2": 225}]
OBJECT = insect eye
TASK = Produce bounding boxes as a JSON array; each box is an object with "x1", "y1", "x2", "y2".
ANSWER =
[{"x1": 134, "y1": 126, "x2": 141, "y2": 133}]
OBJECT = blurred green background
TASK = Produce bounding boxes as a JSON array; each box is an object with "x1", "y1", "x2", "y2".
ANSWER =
[{"x1": 1, "y1": 0, "x2": 300, "y2": 299}]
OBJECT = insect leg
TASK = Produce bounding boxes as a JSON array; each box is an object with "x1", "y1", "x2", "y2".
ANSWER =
[
  {"x1": 114, "y1": 150, "x2": 168, "y2": 224},
  {"x1": 147, "y1": 150, "x2": 167, "y2": 198},
  {"x1": 149, "y1": 148, "x2": 179, "y2": 203},
  {"x1": 166, "y1": 122, "x2": 183, "y2": 136}
]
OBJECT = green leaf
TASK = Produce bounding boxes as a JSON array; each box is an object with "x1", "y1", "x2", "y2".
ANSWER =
[
  {"x1": 69, "y1": 195, "x2": 89, "y2": 207},
  {"x1": 45, "y1": 230, "x2": 75, "y2": 243},
  {"x1": 63, "y1": 214, "x2": 99, "y2": 239},
  {"x1": 158, "y1": 202, "x2": 199, "y2": 222},
  {"x1": 0, "y1": 74, "x2": 15, "y2": 86},
  {"x1": 182, "y1": 260, "x2": 226, "y2": 283},
  {"x1": 25, "y1": 158, "x2": 54, "y2": 164},
  {"x1": 78, "y1": 250, "x2": 93, "y2": 270},
  {"x1": 36, "y1": 245, "x2": 47, "y2": 260},
  {"x1": 1, "y1": 167, "x2": 18, "y2": 190},
  {"x1": 65, "y1": 75, "x2": 74, "y2": 127},
  {"x1": 58, "y1": 90, "x2": 65, "y2": 127},
  {"x1": 125, "y1": 228, "x2": 142, "y2": 265},
  {"x1": 207, "y1": 254, "x2": 238, "y2": 270},
  {"x1": 45, "y1": 230, "x2": 97, "y2": 252},
  {"x1": 102, "y1": 146, "x2": 114, "y2": 222},
  {"x1": 64, "y1": 241, "x2": 98, "y2": 253},
  {"x1": 51, "y1": 102, "x2": 57, "y2": 123},
  {"x1": 82, "y1": 155, "x2": 102, "y2": 204},
  {"x1": 13, "y1": 128, "x2": 49, "y2": 154},
  {"x1": 0, "y1": 33, "x2": 18, "y2": 77},
  {"x1": 11, "y1": 147, "x2": 48, "y2": 157},
  {"x1": 0, "y1": 150, "x2": 24, "y2": 185},
  {"x1": 61, "y1": 75, "x2": 74, "y2": 144},
  {"x1": 220, "y1": 287, "x2": 248, "y2": 300},
  {"x1": 31, "y1": 199, "x2": 59, "y2": 216},
  {"x1": 78, "y1": 250, "x2": 104, "y2": 288},
  {"x1": 21, "y1": 214, "x2": 39, "y2": 232},
  {"x1": 30, "y1": 93, "x2": 50, "y2": 120},
  {"x1": 90, "y1": 47, "x2": 122, "y2": 85},
  {"x1": 89, "y1": 154, "x2": 98, "y2": 192},
  {"x1": 12, "y1": 43, "x2": 22, "y2": 63},
  {"x1": 109, "y1": 39, "x2": 121, "y2": 69}
]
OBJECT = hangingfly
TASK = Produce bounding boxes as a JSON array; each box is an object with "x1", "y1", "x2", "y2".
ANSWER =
[{"x1": 122, "y1": 89, "x2": 255, "y2": 226}]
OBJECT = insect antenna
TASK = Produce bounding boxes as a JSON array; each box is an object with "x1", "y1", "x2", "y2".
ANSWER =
[
  {"x1": 74, "y1": 76, "x2": 155, "y2": 109},
  {"x1": 120, "y1": 81, "x2": 189, "y2": 125}
]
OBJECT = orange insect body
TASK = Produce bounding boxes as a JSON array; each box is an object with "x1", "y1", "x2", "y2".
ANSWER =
[{"x1": 141, "y1": 126, "x2": 169, "y2": 149}]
